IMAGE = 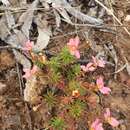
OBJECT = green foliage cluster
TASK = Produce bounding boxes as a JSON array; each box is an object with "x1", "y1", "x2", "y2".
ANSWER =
[
  {"x1": 68, "y1": 100, "x2": 86, "y2": 118},
  {"x1": 66, "y1": 64, "x2": 81, "y2": 80},
  {"x1": 50, "y1": 117, "x2": 66, "y2": 130},
  {"x1": 58, "y1": 47, "x2": 75, "y2": 65},
  {"x1": 46, "y1": 47, "x2": 80, "y2": 84},
  {"x1": 44, "y1": 91, "x2": 57, "y2": 109},
  {"x1": 34, "y1": 46, "x2": 87, "y2": 129}
]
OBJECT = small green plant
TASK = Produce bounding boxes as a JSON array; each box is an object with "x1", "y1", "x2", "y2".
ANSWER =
[
  {"x1": 58, "y1": 47, "x2": 75, "y2": 65},
  {"x1": 68, "y1": 100, "x2": 86, "y2": 118},
  {"x1": 66, "y1": 64, "x2": 81, "y2": 80},
  {"x1": 47, "y1": 57, "x2": 61, "y2": 71},
  {"x1": 50, "y1": 117, "x2": 65, "y2": 130},
  {"x1": 22, "y1": 38, "x2": 119, "y2": 130},
  {"x1": 49, "y1": 70, "x2": 61, "y2": 84},
  {"x1": 47, "y1": 46, "x2": 80, "y2": 85},
  {"x1": 44, "y1": 91, "x2": 57, "y2": 108}
]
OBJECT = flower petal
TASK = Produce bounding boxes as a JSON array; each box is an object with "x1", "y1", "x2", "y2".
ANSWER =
[
  {"x1": 70, "y1": 50, "x2": 75, "y2": 55},
  {"x1": 31, "y1": 65, "x2": 38, "y2": 74},
  {"x1": 92, "y1": 56, "x2": 98, "y2": 66},
  {"x1": 91, "y1": 118, "x2": 100, "y2": 129},
  {"x1": 86, "y1": 62, "x2": 96, "y2": 71},
  {"x1": 74, "y1": 36, "x2": 80, "y2": 46},
  {"x1": 23, "y1": 69, "x2": 31, "y2": 79},
  {"x1": 23, "y1": 40, "x2": 34, "y2": 51},
  {"x1": 96, "y1": 77, "x2": 104, "y2": 89},
  {"x1": 108, "y1": 117, "x2": 119, "y2": 127},
  {"x1": 97, "y1": 59, "x2": 105, "y2": 68},
  {"x1": 67, "y1": 38, "x2": 75, "y2": 46},
  {"x1": 23, "y1": 65, "x2": 38, "y2": 79},
  {"x1": 88, "y1": 66, "x2": 96, "y2": 71},
  {"x1": 91, "y1": 119, "x2": 104, "y2": 130},
  {"x1": 74, "y1": 50, "x2": 80, "y2": 59},
  {"x1": 99, "y1": 86, "x2": 111, "y2": 94},
  {"x1": 104, "y1": 108, "x2": 111, "y2": 119},
  {"x1": 96, "y1": 123, "x2": 104, "y2": 130},
  {"x1": 81, "y1": 65, "x2": 87, "y2": 72},
  {"x1": 67, "y1": 36, "x2": 79, "y2": 47}
]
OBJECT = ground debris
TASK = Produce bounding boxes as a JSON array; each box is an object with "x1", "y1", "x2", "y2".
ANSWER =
[
  {"x1": 0, "y1": 50, "x2": 15, "y2": 71},
  {"x1": 0, "y1": 0, "x2": 130, "y2": 130}
]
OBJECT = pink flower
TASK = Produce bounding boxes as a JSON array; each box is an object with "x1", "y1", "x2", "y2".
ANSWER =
[
  {"x1": 22, "y1": 40, "x2": 34, "y2": 51},
  {"x1": 23, "y1": 65, "x2": 38, "y2": 79},
  {"x1": 86, "y1": 62, "x2": 97, "y2": 71},
  {"x1": 92, "y1": 56, "x2": 105, "y2": 68},
  {"x1": 90, "y1": 118, "x2": 104, "y2": 130},
  {"x1": 81, "y1": 62, "x2": 96, "y2": 72},
  {"x1": 67, "y1": 36, "x2": 80, "y2": 59},
  {"x1": 81, "y1": 56, "x2": 105, "y2": 72},
  {"x1": 104, "y1": 108, "x2": 119, "y2": 127},
  {"x1": 96, "y1": 77, "x2": 111, "y2": 95}
]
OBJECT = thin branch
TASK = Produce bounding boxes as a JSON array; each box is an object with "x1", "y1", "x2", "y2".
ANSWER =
[
  {"x1": 112, "y1": 63, "x2": 127, "y2": 74},
  {"x1": 16, "y1": 61, "x2": 24, "y2": 96}
]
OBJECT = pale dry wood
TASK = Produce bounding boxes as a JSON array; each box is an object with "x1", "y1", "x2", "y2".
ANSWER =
[
  {"x1": 21, "y1": 0, "x2": 39, "y2": 39},
  {"x1": 51, "y1": 0, "x2": 103, "y2": 25}
]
